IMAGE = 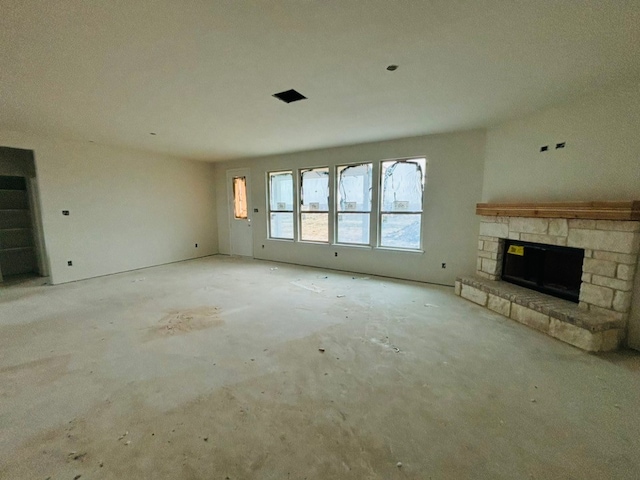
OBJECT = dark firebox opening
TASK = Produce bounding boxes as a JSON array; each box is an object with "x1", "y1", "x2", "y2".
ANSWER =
[{"x1": 502, "y1": 239, "x2": 584, "y2": 303}]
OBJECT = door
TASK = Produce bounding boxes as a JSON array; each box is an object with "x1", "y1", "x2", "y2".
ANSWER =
[{"x1": 227, "y1": 168, "x2": 253, "y2": 257}]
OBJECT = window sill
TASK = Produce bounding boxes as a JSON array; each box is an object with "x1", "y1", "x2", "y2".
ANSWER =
[
  {"x1": 334, "y1": 243, "x2": 372, "y2": 250},
  {"x1": 266, "y1": 239, "x2": 423, "y2": 254},
  {"x1": 375, "y1": 246, "x2": 424, "y2": 254}
]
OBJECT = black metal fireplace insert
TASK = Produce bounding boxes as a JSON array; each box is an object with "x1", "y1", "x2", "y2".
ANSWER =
[{"x1": 501, "y1": 239, "x2": 584, "y2": 303}]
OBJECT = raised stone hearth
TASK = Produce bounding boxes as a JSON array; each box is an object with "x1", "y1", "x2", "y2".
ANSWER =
[
  {"x1": 456, "y1": 276, "x2": 624, "y2": 351},
  {"x1": 455, "y1": 201, "x2": 640, "y2": 352}
]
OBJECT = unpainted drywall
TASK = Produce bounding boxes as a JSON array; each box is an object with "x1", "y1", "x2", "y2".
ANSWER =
[
  {"x1": 482, "y1": 80, "x2": 640, "y2": 202},
  {"x1": 215, "y1": 130, "x2": 486, "y2": 285},
  {"x1": 0, "y1": 131, "x2": 218, "y2": 284}
]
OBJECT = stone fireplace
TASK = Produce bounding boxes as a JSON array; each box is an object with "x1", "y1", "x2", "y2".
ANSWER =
[{"x1": 455, "y1": 201, "x2": 640, "y2": 352}]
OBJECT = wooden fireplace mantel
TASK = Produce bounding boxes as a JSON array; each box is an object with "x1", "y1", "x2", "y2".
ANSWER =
[{"x1": 476, "y1": 201, "x2": 640, "y2": 221}]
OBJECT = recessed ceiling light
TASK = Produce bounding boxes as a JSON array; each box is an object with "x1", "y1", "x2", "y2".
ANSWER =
[
  {"x1": 386, "y1": 65, "x2": 399, "y2": 71},
  {"x1": 272, "y1": 89, "x2": 307, "y2": 104}
]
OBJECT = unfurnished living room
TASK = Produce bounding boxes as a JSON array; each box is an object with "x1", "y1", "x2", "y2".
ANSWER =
[{"x1": 1, "y1": 1, "x2": 640, "y2": 479}]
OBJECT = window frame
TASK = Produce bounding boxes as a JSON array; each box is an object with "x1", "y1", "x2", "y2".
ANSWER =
[
  {"x1": 263, "y1": 156, "x2": 427, "y2": 252},
  {"x1": 267, "y1": 170, "x2": 295, "y2": 240},
  {"x1": 299, "y1": 166, "x2": 331, "y2": 243},
  {"x1": 335, "y1": 161, "x2": 374, "y2": 246},
  {"x1": 377, "y1": 157, "x2": 427, "y2": 251}
]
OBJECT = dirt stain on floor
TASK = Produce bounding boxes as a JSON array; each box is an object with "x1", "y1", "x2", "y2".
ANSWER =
[
  {"x1": 152, "y1": 306, "x2": 223, "y2": 338},
  {"x1": 0, "y1": 359, "x2": 397, "y2": 480},
  {"x1": 0, "y1": 354, "x2": 72, "y2": 398}
]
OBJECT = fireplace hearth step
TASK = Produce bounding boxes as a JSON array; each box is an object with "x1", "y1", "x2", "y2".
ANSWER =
[{"x1": 455, "y1": 276, "x2": 625, "y2": 352}]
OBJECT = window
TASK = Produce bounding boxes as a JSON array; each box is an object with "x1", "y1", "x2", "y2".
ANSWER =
[
  {"x1": 300, "y1": 167, "x2": 329, "y2": 242},
  {"x1": 336, "y1": 163, "x2": 372, "y2": 245},
  {"x1": 265, "y1": 157, "x2": 427, "y2": 250},
  {"x1": 232, "y1": 176, "x2": 248, "y2": 219},
  {"x1": 268, "y1": 171, "x2": 294, "y2": 239},
  {"x1": 379, "y1": 158, "x2": 426, "y2": 249}
]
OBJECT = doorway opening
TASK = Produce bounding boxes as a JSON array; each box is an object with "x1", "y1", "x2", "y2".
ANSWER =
[{"x1": 0, "y1": 147, "x2": 48, "y2": 283}]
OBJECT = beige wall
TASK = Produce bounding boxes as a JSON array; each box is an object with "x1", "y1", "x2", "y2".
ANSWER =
[
  {"x1": 482, "y1": 81, "x2": 640, "y2": 202},
  {"x1": 215, "y1": 130, "x2": 486, "y2": 286},
  {"x1": 0, "y1": 131, "x2": 218, "y2": 284}
]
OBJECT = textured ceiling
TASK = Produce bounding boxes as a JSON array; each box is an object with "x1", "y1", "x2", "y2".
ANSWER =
[{"x1": 1, "y1": 0, "x2": 639, "y2": 161}]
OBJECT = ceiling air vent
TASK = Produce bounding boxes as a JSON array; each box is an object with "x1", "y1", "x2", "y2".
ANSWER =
[{"x1": 272, "y1": 89, "x2": 307, "y2": 104}]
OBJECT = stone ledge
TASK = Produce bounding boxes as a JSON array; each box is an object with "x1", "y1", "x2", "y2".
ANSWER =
[
  {"x1": 456, "y1": 277, "x2": 625, "y2": 332},
  {"x1": 456, "y1": 276, "x2": 625, "y2": 333},
  {"x1": 455, "y1": 276, "x2": 624, "y2": 352}
]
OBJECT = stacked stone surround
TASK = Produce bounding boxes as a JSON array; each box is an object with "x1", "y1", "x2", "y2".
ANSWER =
[
  {"x1": 456, "y1": 215, "x2": 639, "y2": 351},
  {"x1": 476, "y1": 217, "x2": 639, "y2": 321}
]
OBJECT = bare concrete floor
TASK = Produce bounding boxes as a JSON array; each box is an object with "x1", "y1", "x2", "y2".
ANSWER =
[{"x1": 1, "y1": 256, "x2": 639, "y2": 479}]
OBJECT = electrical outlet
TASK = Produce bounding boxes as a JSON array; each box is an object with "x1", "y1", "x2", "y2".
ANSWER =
[
  {"x1": 67, "y1": 260, "x2": 73, "y2": 266},
  {"x1": 334, "y1": 252, "x2": 338, "y2": 257},
  {"x1": 441, "y1": 263, "x2": 446, "y2": 269},
  {"x1": 195, "y1": 243, "x2": 198, "y2": 248},
  {"x1": 555, "y1": 142, "x2": 566, "y2": 149},
  {"x1": 62, "y1": 210, "x2": 69, "y2": 216},
  {"x1": 540, "y1": 145, "x2": 549, "y2": 152}
]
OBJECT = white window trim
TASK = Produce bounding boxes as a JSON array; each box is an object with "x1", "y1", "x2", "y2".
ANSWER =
[
  {"x1": 265, "y1": 156, "x2": 427, "y2": 253},
  {"x1": 377, "y1": 157, "x2": 427, "y2": 251},
  {"x1": 334, "y1": 161, "x2": 374, "y2": 247},
  {"x1": 299, "y1": 166, "x2": 331, "y2": 244},
  {"x1": 267, "y1": 170, "x2": 295, "y2": 241}
]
